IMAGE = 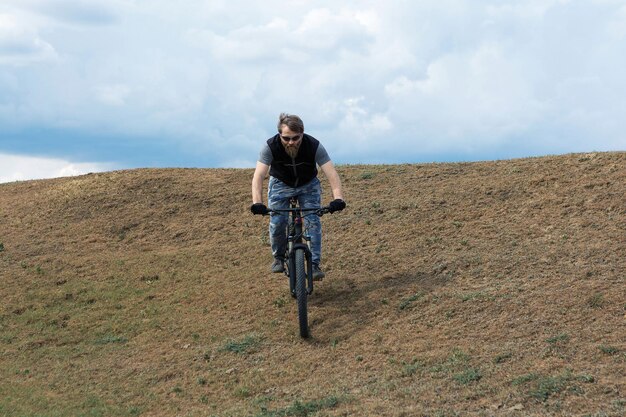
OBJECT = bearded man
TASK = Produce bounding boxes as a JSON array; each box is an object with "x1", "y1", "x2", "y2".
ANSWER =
[{"x1": 250, "y1": 113, "x2": 346, "y2": 280}]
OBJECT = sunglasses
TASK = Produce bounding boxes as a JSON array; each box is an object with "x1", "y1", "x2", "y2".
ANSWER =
[{"x1": 280, "y1": 134, "x2": 302, "y2": 143}]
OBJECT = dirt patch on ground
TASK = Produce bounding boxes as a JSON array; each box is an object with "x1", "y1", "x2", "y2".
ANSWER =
[{"x1": 0, "y1": 152, "x2": 624, "y2": 416}]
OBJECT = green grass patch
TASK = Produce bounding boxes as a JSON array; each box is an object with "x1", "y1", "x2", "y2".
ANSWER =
[
  {"x1": 494, "y1": 352, "x2": 512, "y2": 364},
  {"x1": 511, "y1": 370, "x2": 593, "y2": 402},
  {"x1": 401, "y1": 359, "x2": 424, "y2": 377},
  {"x1": 221, "y1": 333, "x2": 262, "y2": 354},
  {"x1": 577, "y1": 374, "x2": 595, "y2": 383},
  {"x1": 453, "y1": 368, "x2": 482, "y2": 384},
  {"x1": 511, "y1": 373, "x2": 539, "y2": 386},
  {"x1": 255, "y1": 396, "x2": 341, "y2": 417},
  {"x1": 599, "y1": 345, "x2": 619, "y2": 355},
  {"x1": 448, "y1": 349, "x2": 470, "y2": 365},
  {"x1": 612, "y1": 399, "x2": 626, "y2": 413},
  {"x1": 0, "y1": 390, "x2": 142, "y2": 417},
  {"x1": 529, "y1": 374, "x2": 569, "y2": 401},
  {"x1": 273, "y1": 297, "x2": 286, "y2": 308},
  {"x1": 94, "y1": 334, "x2": 128, "y2": 345},
  {"x1": 234, "y1": 387, "x2": 251, "y2": 398},
  {"x1": 545, "y1": 333, "x2": 569, "y2": 344},
  {"x1": 587, "y1": 293, "x2": 605, "y2": 308},
  {"x1": 253, "y1": 395, "x2": 275, "y2": 408},
  {"x1": 399, "y1": 292, "x2": 424, "y2": 310},
  {"x1": 427, "y1": 236, "x2": 442, "y2": 246},
  {"x1": 428, "y1": 349, "x2": 484, "y2": 386},
  {"x1": 360, "y1": 172, "x2": 375, "y2": 180}
]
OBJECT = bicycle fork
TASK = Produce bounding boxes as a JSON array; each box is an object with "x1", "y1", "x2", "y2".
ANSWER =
[
  {"x1": 288, "y1": 242, "x2": 314, "y2": 296},
  {"x1": 287, "y1": 221, "x2": 314, "y2": 296}
]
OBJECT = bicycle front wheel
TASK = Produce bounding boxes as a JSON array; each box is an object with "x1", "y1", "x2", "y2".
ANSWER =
[{"x1": 294, "y1": 248, "x2": 309, "y2": 338}]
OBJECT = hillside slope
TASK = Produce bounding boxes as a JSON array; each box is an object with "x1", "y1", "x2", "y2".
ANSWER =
[{"x1": 0, "y1": 152, "x2": 624, "y2": 416}]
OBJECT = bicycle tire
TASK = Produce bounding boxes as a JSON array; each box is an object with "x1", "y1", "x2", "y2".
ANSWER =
[{"x1": 294, "y1": 248, "x2": 309, "y2": 338}]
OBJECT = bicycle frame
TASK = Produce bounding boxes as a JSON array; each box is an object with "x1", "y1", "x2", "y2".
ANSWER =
[
  {"x1": 268, "y1": 198, "x2": 329, "y2": 296},
  {"x1": 286, "y1": 198, "x2": 314, "y2": 296}
]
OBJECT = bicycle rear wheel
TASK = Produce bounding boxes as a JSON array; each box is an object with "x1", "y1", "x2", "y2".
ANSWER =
[{"x1": 294, "y1": 248, "x2": 309, "y2": 338}]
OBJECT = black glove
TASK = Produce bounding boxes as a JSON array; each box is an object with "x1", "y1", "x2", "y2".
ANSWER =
[
  {"x1": 250, "y1": 203, "x2": 269, "y2": 215},
  {"x1": 328, "y1": 199, "x2": 346, "y2": 213}
]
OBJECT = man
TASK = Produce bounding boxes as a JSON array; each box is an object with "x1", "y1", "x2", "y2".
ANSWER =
[{"x1": 250, "y1": 113, "x2": 346, "y2": 280}]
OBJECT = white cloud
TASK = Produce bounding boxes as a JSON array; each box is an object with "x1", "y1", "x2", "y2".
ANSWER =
[
  {"x1": 0, "y1": 13, "x2": 57, "y2": 65},
  {"x1": 607, "y1": 4, "x2": 626, "y2": 39},
  {"x1": 0, "y1": 152, "x2": 113, "y2": 183},
  {"x1": 7, "y1": 0, "x2": 124, "y2": 26},
  {"x1": 338, "y1": 97, "x2": 392, "y2": 135},
  {"x1": 384, "y1": 41, "x2": 544, "y2": 145},
  {"x1": 36, "y1": 0, "x2": 119, "y2": 26},
  {"x1": 186, "y1": 7, "x2": 373, "y2": 64},
  {"x1": 486, "y1": 1, "x2": 566, "y2": 19},
  {"x1": 94, "y1": 84, "x2": 131, "y2": 106}
]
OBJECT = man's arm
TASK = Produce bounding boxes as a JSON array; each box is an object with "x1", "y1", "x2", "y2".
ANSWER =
[
  {"x1": 319, "y1": 161, "x2": 344, "y2": 200},
  {"x1": 252, "y1": 161, "x2": 270, "y2": 204}
]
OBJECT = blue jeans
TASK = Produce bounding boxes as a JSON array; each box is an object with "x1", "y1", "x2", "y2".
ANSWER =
[{"x1": 268, "y1": 176, "x2": 322, "y2": 266}]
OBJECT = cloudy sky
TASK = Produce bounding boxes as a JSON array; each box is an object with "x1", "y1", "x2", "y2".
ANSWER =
[{"x1": 1, "y1": 0, "x2": 625, "y2": 182}]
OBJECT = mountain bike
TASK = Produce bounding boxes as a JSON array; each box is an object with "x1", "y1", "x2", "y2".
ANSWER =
[{"x1": 266, "y1": 198, "x2": 331, "y2": 338}]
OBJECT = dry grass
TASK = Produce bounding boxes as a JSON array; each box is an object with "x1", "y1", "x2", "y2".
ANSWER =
[{"x1": 1, "y1": 152, "x2": 625, "y2": 416}]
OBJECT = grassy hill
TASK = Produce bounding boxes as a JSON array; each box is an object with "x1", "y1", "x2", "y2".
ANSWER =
[{"x1": 0, "y1": 152, "x2": 624, "y2": 416}]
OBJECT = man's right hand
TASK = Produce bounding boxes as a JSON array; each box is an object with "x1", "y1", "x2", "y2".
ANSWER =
[{"x1": 250, "y1": 203, "x2": 269, "y2": 215}]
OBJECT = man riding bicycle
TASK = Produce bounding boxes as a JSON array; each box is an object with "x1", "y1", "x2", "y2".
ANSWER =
[{"x1": 250, "y1": 113, "x2": 346, "y2": 280}]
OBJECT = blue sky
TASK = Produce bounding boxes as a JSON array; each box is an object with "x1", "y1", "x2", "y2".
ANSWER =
[{"x1": 1, "y1": 0, "x2": 625, "y2": 182}]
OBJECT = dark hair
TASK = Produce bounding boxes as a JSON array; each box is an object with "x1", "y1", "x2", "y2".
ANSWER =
[{"x1": 277, "y1": 113, "x2": 304, "y2": 134}]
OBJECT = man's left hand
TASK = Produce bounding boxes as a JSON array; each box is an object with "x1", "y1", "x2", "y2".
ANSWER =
[{"x1": 328, "y1": 199, "x2": 346, "y2": 213}]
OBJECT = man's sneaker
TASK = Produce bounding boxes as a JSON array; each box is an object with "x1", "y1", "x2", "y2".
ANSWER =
[
  {"x1": 312, "y1": 264, "x2": 325, "y2": 281},
  {"x1": 271, "y1": 258, "x2": 285, "y2": 273}
]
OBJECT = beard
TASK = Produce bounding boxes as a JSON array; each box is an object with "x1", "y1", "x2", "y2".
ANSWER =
[{"x1": 284, "y1": 142, "x2": 301, "y2": 159}]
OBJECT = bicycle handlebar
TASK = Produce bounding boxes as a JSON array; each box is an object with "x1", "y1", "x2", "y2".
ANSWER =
[{"x1": 265, "y1": 206, "x2": 331, "y2": 216}]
